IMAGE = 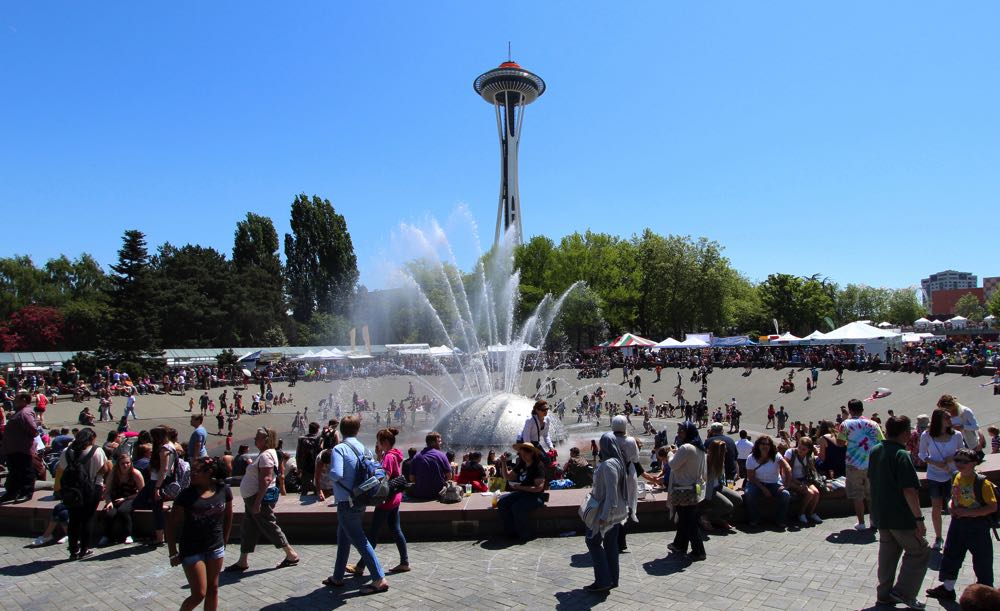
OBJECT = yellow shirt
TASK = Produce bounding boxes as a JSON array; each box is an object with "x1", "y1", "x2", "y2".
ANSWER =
[{"x1": 952, "y1": 472, "x2": 997, "y2": 509}]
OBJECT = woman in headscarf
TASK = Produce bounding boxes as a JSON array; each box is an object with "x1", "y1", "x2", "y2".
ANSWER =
[
  {"x1": 666, "y1": 422, "x2": 708, "y2": 561},
  {"x1": 581, "y1": 432, "x2": 629, "y2": 592}
]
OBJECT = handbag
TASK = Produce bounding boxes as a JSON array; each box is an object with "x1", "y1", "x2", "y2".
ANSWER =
[
  {"x1": 577, "y1": 492, "x2": 600, "y2": 533},
  {"x1": 439, "y1": 481, "x2": 463, "y2": 504},
  {"x1": 259, "y1": 451, "x2": 280, "y2": 506},
  {"x1": 670, "y1": 484, "x2": 699, "y2": 506}
]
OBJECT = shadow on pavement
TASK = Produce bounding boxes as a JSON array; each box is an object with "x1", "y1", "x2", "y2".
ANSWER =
[
  {"x1": 259, "y1": 586, "x2": 359, "y2": 609},
  {"x1": 0, "y1": 558, "x2": 64, "y2": 576},
  {"x1": 825, "y1": 528, "x2": 876, "y2": 545},
  {"x1": 554, "y1": 589, "x2": 608, "y2": 610},
  {"x1": 568, "y1": 552, "x2": 592, "y2": 568},
  {"x1": 641, "y1": 556, "x2": 689, "y2": 576}
]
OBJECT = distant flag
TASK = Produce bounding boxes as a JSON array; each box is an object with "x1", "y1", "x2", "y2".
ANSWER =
[{"x1": 362, "y1": 325, "x2": 371, "y2": 354}]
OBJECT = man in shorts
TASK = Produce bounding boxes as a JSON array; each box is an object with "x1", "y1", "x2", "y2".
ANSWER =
[{"x1": 838, "y1": 398, "x2": 884, "y2": 530}]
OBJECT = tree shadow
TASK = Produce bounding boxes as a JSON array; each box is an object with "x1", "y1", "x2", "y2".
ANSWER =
[
  {"x1": 825, "y1": 528, "x2": 876, "y2": 545},
  {"x1": 554, "y1": 589, "x2": 609, "y2": 609},
  {"x1": 0, "y1": 558, "x2": 64, "y2": 577}
]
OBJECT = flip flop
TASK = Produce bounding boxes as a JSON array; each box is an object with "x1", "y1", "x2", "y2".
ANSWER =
[
  {"x1": 360, "y1": 583, "x2": 389, "y2": 595},
  {"x1": 276, "y1": 557, "x2": 299, "y2": 569},
  {"x1": 322, "y1": 577, "x2": 345, "y2": 588},
  {"x1": 389, "y1": 564, "x2": 411, "y2": 574}
]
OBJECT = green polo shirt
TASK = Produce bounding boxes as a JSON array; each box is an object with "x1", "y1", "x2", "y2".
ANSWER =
[{"x1": 868, "y1": 440, "x2": 920, "y2": 530}]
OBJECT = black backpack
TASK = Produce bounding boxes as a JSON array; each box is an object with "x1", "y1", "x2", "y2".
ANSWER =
[
  {"x1": 971, "y1": 474, "x2": 1000, "y2": 541},
  {"x1": 60, "y1": 446, "x2": 98, "y2": 508},
  {"x1": 296, "y1": 435, "x2": 321, "y2": 472}
]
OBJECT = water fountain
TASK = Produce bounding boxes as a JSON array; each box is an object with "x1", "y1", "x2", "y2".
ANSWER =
[{"x1": 386, "y1": 219, "x2": 582, "y2": 449}]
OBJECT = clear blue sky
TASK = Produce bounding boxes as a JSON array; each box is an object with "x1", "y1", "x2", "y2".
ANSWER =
[{"x1": 2, "y1": 2, "x2": 998, "y2": 289}]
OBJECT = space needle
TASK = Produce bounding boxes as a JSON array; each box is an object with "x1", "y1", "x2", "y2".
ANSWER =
[{"x1": 473, "y1": 56, "x2": 546, "y2": 246}]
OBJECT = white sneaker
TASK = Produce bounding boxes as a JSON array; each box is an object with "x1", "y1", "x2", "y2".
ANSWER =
[
  {"x1": 798, "y1": 514, "x2": 809, "y2": 524},
  {"x1": 56, "y1": 536, "x2": 68, "y2": 544},
  {"x1": 32, "y1": 536, "x2": 52, "y2": 546},
  {"x1": 854, "y1": 521, "x2": 867, "y2": 531},
  {"x1": 97, "y1": 536, "x2": 110, "y2": 546},
  {"x1": 810, "y1": 514, "x2": 823, "y2": 524},
  {"x1": 124, "y1": 536, "x2": 134, "y2": 544}
]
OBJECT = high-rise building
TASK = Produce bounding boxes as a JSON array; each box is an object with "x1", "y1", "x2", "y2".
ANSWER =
[
  {"x1": 921, "y1": 270, "x2": 977, "y2": 309},
  {"x1": 473, "y1": 58, "x2": 546, "y2": 246}
]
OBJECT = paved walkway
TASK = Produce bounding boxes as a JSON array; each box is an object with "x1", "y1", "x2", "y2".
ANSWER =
[{"x1": 0, "y1": 516, "x2": 992, "y2": 610}]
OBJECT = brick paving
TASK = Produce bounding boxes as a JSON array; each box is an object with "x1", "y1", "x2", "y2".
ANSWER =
[{"x1": 0, "y1": 515, "x2": 993, "y2": 610}]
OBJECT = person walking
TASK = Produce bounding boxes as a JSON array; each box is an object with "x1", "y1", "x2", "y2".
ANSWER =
[
  {"x1": 665, "y1": 422, "x2": 708, "y2": 561},
  {"x1": 925, "y1": 448, "x2": 997, "y2": 602},
  {"x1": 58, "y1": 428, "x2": 111, "y2": 560},
  {"x1": 225, "y1": 427, "x2": 299, "y2": 573},
  {"x1": 869, "y1": 415, "x2": 930, "y2": 610},
  {"x1": 917, "y1": 408, "x2": 963, "y2": 549},
  {"x1": 325, "y1": 415, "x2": 389, "y2": 595},
  {"x1": 581, "y1": 432, "x2": 629, "y2": 593},
  {"x1": 167, "y1": 457, "x2": 233, "y2": 611},
  {"x1": 837, "y1": 398, "x2": 884, "y2": 530},
  {"x1": 0, "y1": 390, "x2": 39, "y2": 503},
  {"x1": 610, "y1": 416, "x2": 639, "y2": 553},
  {"x1": 347, "y1": 427, "x2": 410, "y2": 577},
  {"x1": 124, "y1": 389, "x2": 138, "y2": 420}
]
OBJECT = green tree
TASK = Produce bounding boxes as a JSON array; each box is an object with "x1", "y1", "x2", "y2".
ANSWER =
[
  {"x1": 232, "y1": 213, "x2": 286, "y2": 345},
  {"x1": 953, "y1": 292, "x2": 985, "y2": 321},
  {"x1": 99, "y1": 230, "x2": 162, "y2": 363},
  {"x1": 759, "y1": 273, "x2": 835, "y2": 335},
  {"x1": 0, "y1": 255, "x2": 46, "y2": 318},
  {"x1": 152, "y1": 243, "x2": 235, "y2": 347},
  {"x1": 987, "y1": 290, "x2": 1000, "y2": 319},
  {"x1": 552, "y1": 285, "x2": 607, "y2": 350},
  {"x1": 284, "y1": 194, "x2": 359, "y2": 322},
  {"x1": 886, "y1": 288, "x2": 926, "y2": 324}
]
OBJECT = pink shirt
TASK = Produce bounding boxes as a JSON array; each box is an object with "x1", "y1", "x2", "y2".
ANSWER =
[{"x1": 378, "y1": 448, "x2": 403, "y2": 510}]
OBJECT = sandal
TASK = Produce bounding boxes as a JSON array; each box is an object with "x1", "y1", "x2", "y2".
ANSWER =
[
  {"x1": 360, "y1": 583, "x2": 389, "y2": 595},
  {"x1": 276, "y1": 557, "x2": 299, "y2": 569},
  {"x1": 223, "y1": 563, "x2": 249, "y2": 573},
  {"x1": 389, "y1": 564, "x2": 411, "y2": 574},
  {"x1": 322, "y1": 577, "x2": 345, "y2": 588},
  {"x1": 345, "y1": 563, "x2": 361, "y2": 575}
]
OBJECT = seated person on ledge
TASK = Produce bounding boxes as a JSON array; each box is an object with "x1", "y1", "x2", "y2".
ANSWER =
[
  {"x1": 496, "y1": 443, "x2": 547, "y2": 541},
  {"x1": 456, "y1": 452, "x2": 489, "y2": 492},
  {"x1": 407, "y1": 432, "x2": 452, "y2": 500},
  {"x1": 78, "y1": 407, "x2": 95, "y2": 426}
]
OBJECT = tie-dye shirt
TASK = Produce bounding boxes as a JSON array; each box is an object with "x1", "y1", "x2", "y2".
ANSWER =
[{"x1": 837, "y1": 417, "x2": 885, "y2": 470}]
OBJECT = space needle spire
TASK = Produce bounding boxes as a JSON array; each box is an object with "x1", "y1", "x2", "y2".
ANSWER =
[{"x1": 473, "y1": 56, "x2": 546, "y2": 246}]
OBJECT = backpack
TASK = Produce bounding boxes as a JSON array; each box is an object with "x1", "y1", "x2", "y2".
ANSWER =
[
  {"x1": 60, "y1": 446, "x2": 98, "y2": 508},
  {"x1": 971, "y1": 474, "x2": 1000, "y2": 541},
  {"x1": 162, "y1": 448, "x2": 191, "y2": 500},
  {"x1": 338, "y1": 441, "x2": 390, "y2": 507},
  {"x1": 296, "y1": 435, "x2": 321, "y2": 472}
]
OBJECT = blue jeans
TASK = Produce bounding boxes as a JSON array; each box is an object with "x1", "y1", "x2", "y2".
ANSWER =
[
  {"x1": 333, "y1": 502, "x2": 385, "y2": 581},
  {"x1": 355, "y1": 505, "x2": 408, "y2": 572},
  {"x1": 585, "y1": 524, "x2": 620, "y2": 587},
  {"x1": 497, "y1": 492, "x2": 545, "y2": 540},
  {"x1": 744, "y1": 482, "x2": 790, "y2": 524},
  {"x1": 940, "y1": 517, "x2": 994, "y2": 586}
]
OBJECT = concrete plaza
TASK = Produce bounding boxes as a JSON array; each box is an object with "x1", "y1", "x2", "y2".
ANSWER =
[{"x1": 0, "y1": 514, "x2": 992, "y2": 610}]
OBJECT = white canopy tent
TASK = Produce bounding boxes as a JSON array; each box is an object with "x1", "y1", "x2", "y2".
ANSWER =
[
  {"x1": 877, "y1": 321, "x2": 893, "y2": 329},
  {"x1": 947, "y1": 315, "x2": 968, "y2": 329},
  {"x1": 313, "y1": 348, "x2": 348, "y2": 360},
  {"x1": 931, "y1": 319, "x2": 946, "y2": 326},
  {"x1": 813, "y1": 321, "x2": 902, "y2": 354},
  {"x1": 771, "y1": 332, "x2": 802, "y2": 344},
  {"x1": 914, "y1": 317, "x2": 932, "y2": 328},
  {"x1": 803, "y1": 330, "x2": 827, "y2": 341},
  {"x1": 676, "y1": 336, "x2": 710, "y2": 348},
  {"x1": 653, "y1": 337, "x2": 682, "y2": 350},
  {"x1": 486, "y1": 343, "x2": 539, "y2": 353}
]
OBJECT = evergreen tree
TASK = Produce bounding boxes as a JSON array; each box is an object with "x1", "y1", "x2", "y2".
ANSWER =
[
  {"x1": 283, "y1": 194, "x2": 358, "y2": 322},
  {"x1": 98, "y1": 229, "x2": 161, "y2": 362},
  {"x1": 232, "y1": 213, "x2": 286, "y2": 344}
]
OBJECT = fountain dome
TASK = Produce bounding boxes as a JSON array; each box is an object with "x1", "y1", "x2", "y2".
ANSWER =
[{"x1": 433, "y1": 392, "x2": 568, "y2": 449}]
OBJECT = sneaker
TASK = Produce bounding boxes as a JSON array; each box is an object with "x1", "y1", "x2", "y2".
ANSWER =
[
  {"x1": 931, "y1": 537, "x2": 943, "y2": 550},
  {"x1": 810, "y1": 514, "x2": 823, "y2": 524},
  {"x1": 887, "y1": 590, "x2": 926, "y2": 610},
  {"x1": 32, "y1": 535, "x2": 52, "y2": 546},
  {"x1": 798, "y1": 514, "x2": 809, "y2": 525},
  {"x1": 666, "y1": 543, "x2": 684, "y2": 555},
  {"x1": 56, "y1": 536, "x2": 68, "y2": 544},
  {"x1": 687, "y1": 552, "x2": 707, "y2": 561},
  {"x1": 925, "y1": 584, "x2": 956, "y2": 602},
  {"x1": 97, "y1": 536, "x2": 110, "y2": 547},
  {"x1": 854, "y1": 521, "x2": 867, "y2": 531},
  {"x1": 124, "y1": 536, "x2": 134, "y2": 544}
]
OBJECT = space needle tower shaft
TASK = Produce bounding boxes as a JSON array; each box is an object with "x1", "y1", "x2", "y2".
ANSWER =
[{"x1": 473, "y1": 59, "x2": 546, "y2": 246}]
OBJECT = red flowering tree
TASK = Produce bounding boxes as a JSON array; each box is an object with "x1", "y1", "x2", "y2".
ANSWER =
[{"x1": 0, "y1": 305, "x2": 65, "y2": 351}]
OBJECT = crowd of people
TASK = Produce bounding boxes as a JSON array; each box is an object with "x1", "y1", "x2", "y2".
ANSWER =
[{"x1": 2, "y1": 348, "x2": 1000, "y2": 608}]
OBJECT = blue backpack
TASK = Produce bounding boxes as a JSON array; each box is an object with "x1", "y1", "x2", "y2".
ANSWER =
[{"x1": 338, "y1": 442, "x2": 390, "y2": 506}]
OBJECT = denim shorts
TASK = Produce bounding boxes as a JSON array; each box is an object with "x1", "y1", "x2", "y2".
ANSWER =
[
  {"x1": 927, "y1": 479, "x2": 952, "y2": 499},
  {"x1": 182, "y1": 546, "x2": 225, "y2": 566}
]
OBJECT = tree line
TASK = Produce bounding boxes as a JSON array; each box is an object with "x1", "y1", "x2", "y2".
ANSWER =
[{"x1": 0, "y1": 194, "x2": 358, "y2": 368}]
